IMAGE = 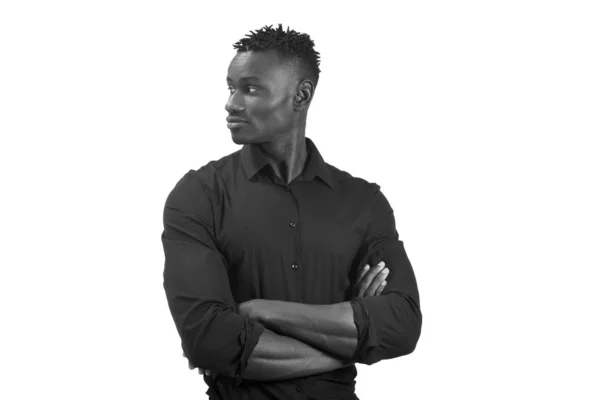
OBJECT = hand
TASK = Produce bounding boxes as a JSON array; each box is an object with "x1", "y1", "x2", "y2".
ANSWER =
[
  {"x1": 182, "y1": 351, "x2": 216, "y2": 378},
  {"x1": 236, "y1": 300, "x2": 253, "y2": 318},
  {"x1": 236, "y1": 299, "x2": 265, "y2": 322},
  {"x1": 354, "y1": 261, "x2": 389, "y2": 298}
]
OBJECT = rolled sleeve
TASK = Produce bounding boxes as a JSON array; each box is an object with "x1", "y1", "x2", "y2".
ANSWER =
[
  {"x1": 162, "y1": 171, "x2": 264, "y2": 380},
  {"x1": 349, "y1": 185, "x2": 422, "y2": 365}
]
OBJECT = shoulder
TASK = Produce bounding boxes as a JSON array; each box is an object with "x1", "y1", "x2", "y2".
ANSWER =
[
  {"x1": 325, "y1": 163, "x2": 394, "y2": 220},
  {"x1": 326, "y1": 162, "x2": 382, "y2": 198},
  {"x1": 166, "y1": 148, "x2": 242, "y2": 210},
  {"x1": 193, "y1": 147, "x2": 243, "y2": 188}
]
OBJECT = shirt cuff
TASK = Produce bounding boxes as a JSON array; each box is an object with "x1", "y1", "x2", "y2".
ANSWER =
[
  {"x1": 349, "y1": 297, "x2": 381, "y2": 364},
  {"x1": 235, "y1": 317, "x2": 265, "y2": 385}
]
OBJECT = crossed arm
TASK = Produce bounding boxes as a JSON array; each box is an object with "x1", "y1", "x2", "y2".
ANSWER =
[
  {"x1": 187, "y1": 262, "x2": 390, "y2": 381},
  {"x1": 163, "y1": 173, "x2": 421, "y2": 382},
  {"x1": 236, "y1": 262, "x2": 389, "y2": 361},
  {"x1": 188, "y1": 262, "x2": 389, "y2": 380}
]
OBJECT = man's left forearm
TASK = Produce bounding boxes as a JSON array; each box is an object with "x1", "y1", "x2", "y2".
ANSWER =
[{"x1": 239, "y1": 300, "x2": 357, "y2": 360}]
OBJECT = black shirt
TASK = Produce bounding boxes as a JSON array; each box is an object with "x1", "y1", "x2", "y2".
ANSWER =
[{"x1": 162, "y1": 137, "x2": 421, "y2": 400}]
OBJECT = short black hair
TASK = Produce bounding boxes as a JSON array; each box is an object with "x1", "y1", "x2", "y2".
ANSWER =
[{"x1": 232, "y1": 24, "x2": 321, "y2": 85}]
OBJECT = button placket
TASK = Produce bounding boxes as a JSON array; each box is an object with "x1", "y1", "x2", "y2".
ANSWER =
[{"x1": 284, "y1": 184, "x2": 303, "y2": 299}]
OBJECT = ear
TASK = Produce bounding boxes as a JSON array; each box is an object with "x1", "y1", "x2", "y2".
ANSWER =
[{"x1": 293, "y1": 79, "x2": 315, "y2": 111}]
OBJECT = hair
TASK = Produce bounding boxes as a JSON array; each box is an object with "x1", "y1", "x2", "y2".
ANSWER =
[{"x1": 232, "y1": 24, "x2": 321, "y2": 86}]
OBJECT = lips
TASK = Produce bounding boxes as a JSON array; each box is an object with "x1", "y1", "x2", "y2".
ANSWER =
[
  {"x1": 226, "y1": 117, "x2": 249, "y2": 123},
  {"x1": 226, "y1": 116, "x2": 249, "y2": 130}
]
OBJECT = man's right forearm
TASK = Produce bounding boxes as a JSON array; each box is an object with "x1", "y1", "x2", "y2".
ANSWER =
[{"x1": 240, "y1": 328, "x2": 354, "y2": 382}]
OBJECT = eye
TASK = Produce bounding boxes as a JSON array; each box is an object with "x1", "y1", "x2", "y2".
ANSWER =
[
  {"x1": 247, "y1": 86, "x2": 259, "y2": 94},
  {"x1": 227, "y1": 86, "x2": 235, "y2": 94}
]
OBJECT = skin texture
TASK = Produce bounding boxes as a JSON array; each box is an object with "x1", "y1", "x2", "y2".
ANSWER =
[
  {"x1": 241, "y1": 328, "x2": 353, "y2": 381},
  {"x1": 356, "y1": 261, "x2": 389, "y2": 298},
  {"x1": 241, "y1": 301, "x2": 356, "y2": 360}
]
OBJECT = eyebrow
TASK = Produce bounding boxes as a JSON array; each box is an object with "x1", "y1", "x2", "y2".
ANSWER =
[{"x1": 226, "y1": 76, "x2": 261, "y2": 83}]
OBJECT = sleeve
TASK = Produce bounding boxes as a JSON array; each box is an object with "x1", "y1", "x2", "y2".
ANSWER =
[
  {"x1": 349, "y1": 184, "x2": 422, "y2": 365},
  {"x1": 162, "y1": 170, "x2": 265, "y2": 382}
]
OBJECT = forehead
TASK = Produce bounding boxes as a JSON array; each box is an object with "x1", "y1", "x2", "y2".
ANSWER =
[{"x1": 227, "y1": 50, "x2": 295, "y2": 83}]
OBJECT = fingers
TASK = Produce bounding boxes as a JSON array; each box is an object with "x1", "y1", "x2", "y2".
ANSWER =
[
  {"x1": 356, "y1": 261, "x2": 386, "y2": 298},
  {"x1": 201, "y1": 369, "x2": 214, "y2": 377},
  {"x1": 356, "y1": 264, "x2": 370, "y2": 285},
  {"x1": 192, "y1": 365, "x2": 210, "y2": 376},
  {"x1": 365, "y1": 265, "x2": 389, "y2": 297},
  {"x1": 374, "y1": 281, "x2": 387, "y2": 296},
  {"x1": 356, "y1": 262, "x2": 382, "y2": 297}
]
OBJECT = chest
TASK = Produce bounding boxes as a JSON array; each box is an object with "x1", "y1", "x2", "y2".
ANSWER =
[{"x1": 215, "y1": 182, "x2": 366, "y2": 302}]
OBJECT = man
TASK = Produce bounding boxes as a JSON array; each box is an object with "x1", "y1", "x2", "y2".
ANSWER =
[{"x1": 162, "y1": 24, "x2": 422, "y2": 400}]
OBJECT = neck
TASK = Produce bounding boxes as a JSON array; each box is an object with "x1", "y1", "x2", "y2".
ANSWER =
[{"x1": 258, "y1": 126, "x2": 308, "y2": 185}]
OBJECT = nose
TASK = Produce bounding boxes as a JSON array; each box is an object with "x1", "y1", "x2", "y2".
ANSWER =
[{"x1": 225, "y1": 91, "x2": 245, "y2": 113}]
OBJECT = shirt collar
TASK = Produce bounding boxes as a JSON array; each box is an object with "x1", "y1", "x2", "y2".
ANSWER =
[{"x1": 241, "y1": 137, "x2": 336, "y2": 191}]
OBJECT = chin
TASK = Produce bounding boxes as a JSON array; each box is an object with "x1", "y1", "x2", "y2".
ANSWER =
[
  {"x1": 231, "y1": 131, "x2": 252, "y2": 145},
  {"x1": 231, "y1": 136, "x2": 249, "y2": 145},
  {"x1": 230, "y1": 128, "x2": 265, "y2": 145}
]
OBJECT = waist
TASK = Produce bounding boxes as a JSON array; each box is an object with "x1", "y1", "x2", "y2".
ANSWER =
[{"x1": 207, "y1": 364, "x2": 358, "y2": 398}]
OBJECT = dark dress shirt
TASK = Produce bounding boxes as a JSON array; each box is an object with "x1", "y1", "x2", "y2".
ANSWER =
[{"x1": 162, "y1": 137, "x2": 422, "y2": 400}]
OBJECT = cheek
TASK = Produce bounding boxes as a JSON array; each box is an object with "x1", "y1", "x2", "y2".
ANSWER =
[{"x1": 252, "y1": 97, "x2": 292, "y2": 128}]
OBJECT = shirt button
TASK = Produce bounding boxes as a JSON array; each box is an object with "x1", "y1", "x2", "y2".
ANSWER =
[
  {"x1": 291, "y1": 264, "x2": 298, "y2": 270},
  {"x1": 285, "y1": 186, "x2": 291, "y2": 192},
  {"x1": 296, "y1": 385, "x2": 303, "y2": 392},
  {"x1": 289, "y1": 222, "x2": 297, "y2": 228}
]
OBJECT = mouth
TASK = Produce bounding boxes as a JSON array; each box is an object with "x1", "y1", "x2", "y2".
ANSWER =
[{"x1": 227, "y1": 120, "x2": 249, "y2": 129}]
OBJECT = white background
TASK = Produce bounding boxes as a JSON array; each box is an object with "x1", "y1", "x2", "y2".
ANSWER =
[{"x1": 1, "y1": 1, "x2": 599, "y2": 399}]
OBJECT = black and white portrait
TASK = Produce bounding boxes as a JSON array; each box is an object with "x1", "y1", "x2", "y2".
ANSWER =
[{"x1": 2, "y1": 2, "x2": 598, "y2": 399}]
